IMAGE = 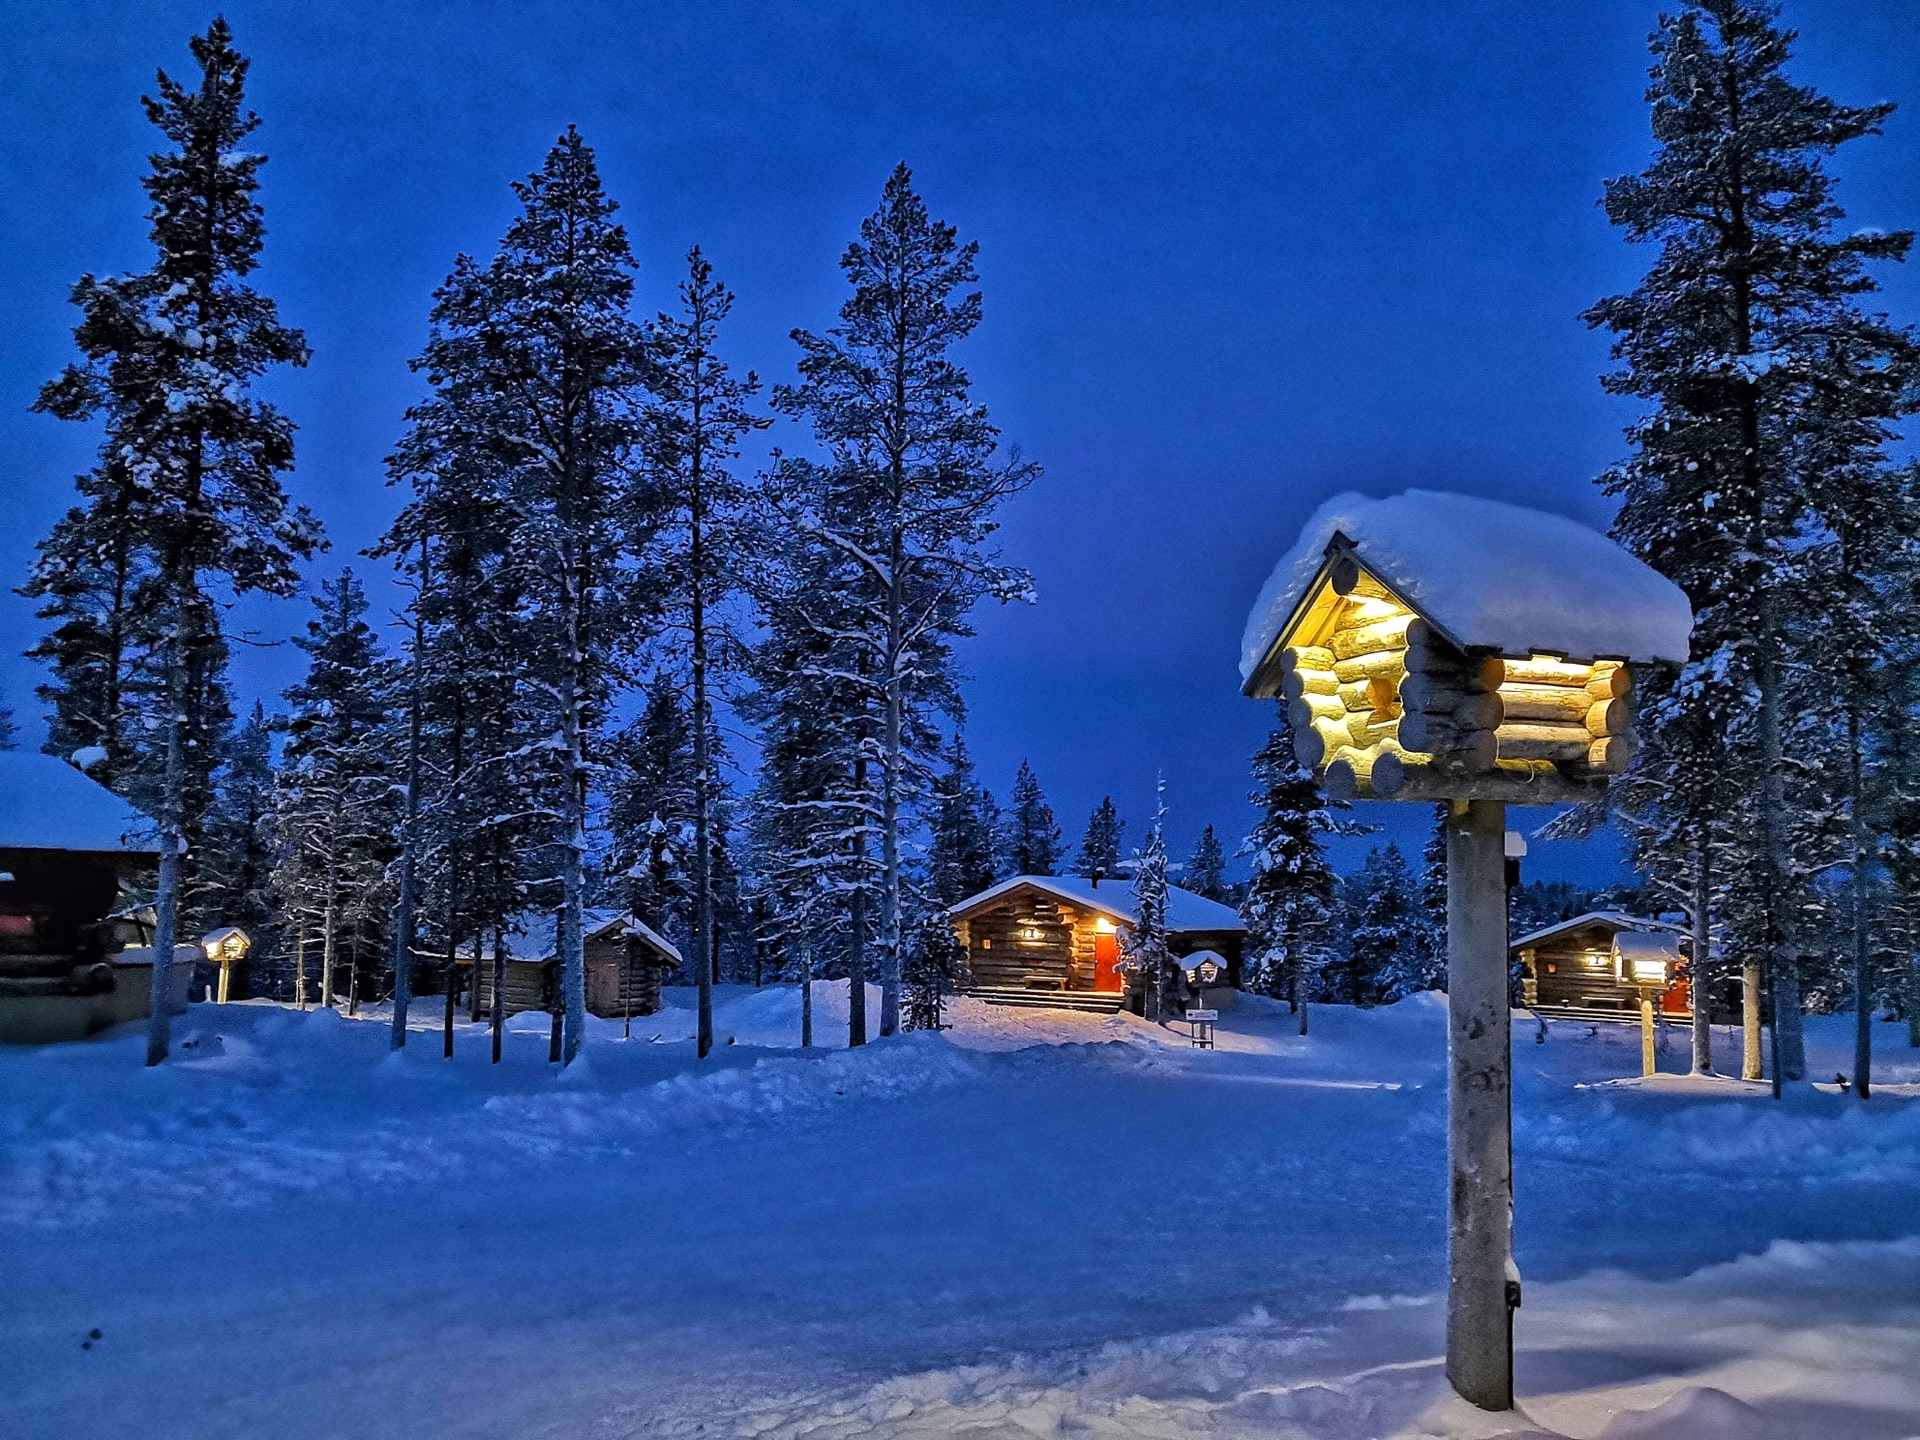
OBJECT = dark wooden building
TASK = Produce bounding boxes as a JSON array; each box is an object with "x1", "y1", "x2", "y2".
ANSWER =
[
  {"x1": 1510, "y1": 911, "x2": 1692, "y2": 1022},
  {"x1": 462, "y1": 908, "x2": 682, "y2": 1021},
  {"x1": 0, "y1": 752, "x2": 188, "y2": 1044},
  {"x1": 946, "y1": 875, "x2": 1245, "y2": 1013}
]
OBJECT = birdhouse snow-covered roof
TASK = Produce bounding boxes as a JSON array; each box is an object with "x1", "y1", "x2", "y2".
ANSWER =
[
  {"x1": 0, "y1": 751, "x2": 156, "y2": 855},
  {"x1": 1240, "y1": 489, "x2": 1693, "y2": 690},
  {"x1": 1611, "y1": 931, "x2": 1682, "y2": 963}
]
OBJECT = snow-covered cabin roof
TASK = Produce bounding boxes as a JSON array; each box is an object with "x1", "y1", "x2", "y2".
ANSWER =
[
  {"x1": 0, "y1": 751, "x2": 156, "y2": 855},
  {"x1": 1240, "y1": 490, "x2": 1694, "y2": 688},
  {"x1": 1508, "y1": 911, "x2": 1687, "y2": 952},
  {"x1": 946, "y1": 875, "x2": 1245, "y2": 934},
  {"x1": 461, "y1": 907, "x2": 683, "y2": 965}
]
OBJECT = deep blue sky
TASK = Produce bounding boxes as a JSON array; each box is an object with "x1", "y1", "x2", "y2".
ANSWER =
[{"x1": 3, "y1": 1, "x2": 1917, "y2": 884}]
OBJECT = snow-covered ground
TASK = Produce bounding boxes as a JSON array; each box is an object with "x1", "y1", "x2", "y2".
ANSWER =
[{"x1": 2, "y1": 986, "x2": 1917, "y2": 1439}]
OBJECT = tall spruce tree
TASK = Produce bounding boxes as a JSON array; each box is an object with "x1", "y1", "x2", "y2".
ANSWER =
[
  {"x1": 644, "y1": 247, "x2": 769, "y2": 1058},
  {"x1": 772, "y1": 165, "x2": 1038, "y2": 1037},
  {"x1": 1126, "y1": 783, "x2": 1173, "y2": 1021},
  {"x1": 1586, "y1": 0, "x2": 1919, "y2": 1084},
  {"x1": 1185, "y1": 824, "x2": 1229, "y2": 903},
  {"x1": 270, "y1": 574, "x2": 394, "y2": 1012},
  {"x1": 1341, "y1": 843, "x2": 1425, "y2": 1006},
  {"x1": 1242, "y1": 707, "x2": 1343, "y2": 1034},
  {"x1": 1000, "y1": 760, "x2": 1061, "y2": 876},
  {"x1": 420, "y1": 129, "x2": 654, "y2": 1066},
  {"x1": 1076, "y1": 798, "x2": 1126, "y2": 882},
  {"x1": 926, "y1": 735, "x2": 999, "y2": 908},
  {"x1": 30, "y1": 20, "x2": 320, "y2": 1062}
]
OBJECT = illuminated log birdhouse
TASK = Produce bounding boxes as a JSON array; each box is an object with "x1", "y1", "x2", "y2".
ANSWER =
[
  {"x1": 1240, "y1": 490, "x2": 1692, "y2": 806},
  {"x1": 1239, "y1": 490, "x2": 1691, "y2": 1415}
]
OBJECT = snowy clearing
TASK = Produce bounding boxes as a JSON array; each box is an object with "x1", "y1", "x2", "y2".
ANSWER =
[{"x1": 2, "y1": 986, "x2": 1917, "y2": 1439}]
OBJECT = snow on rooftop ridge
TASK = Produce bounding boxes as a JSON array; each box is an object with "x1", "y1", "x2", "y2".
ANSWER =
[
  {"x1": 473, "y1": 907, "x2": 682, "y2": 964},
  {"x1": 0, "y1": 751, "x2": 156, "y2": 854},
  {"x1": 1239, "y1": 489, "x2": 1694, "y2": 681},
  {"x1": 949, "y1": 874, "x2": 1245, "y2": 933}
]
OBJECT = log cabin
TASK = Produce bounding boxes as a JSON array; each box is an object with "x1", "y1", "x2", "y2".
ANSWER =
[
  {"x1": 0, "y1": 751, "x2": 194, "y2": 1044},
  {"x1": 1510, "y1": 911, "x2": 1693, "y2": 1022},
  {"x1": 461, "y1": 907, "x2": 683, "y2": 1021},
  {"x1": 945, "y1": 874, "x2": 1245, "y2": 1014}
]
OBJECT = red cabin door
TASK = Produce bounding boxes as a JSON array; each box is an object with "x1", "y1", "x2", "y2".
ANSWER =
[{"x1": 1093, "y1": 932, "x2": 1122, "y2": 992}]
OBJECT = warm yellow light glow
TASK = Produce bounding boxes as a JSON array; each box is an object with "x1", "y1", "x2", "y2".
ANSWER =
[
  {"x1": 1092, "y1": 917, "x2": 1116, "y2": 934},
  {"x1": 1629, "y1": 956, "x2": 1669, "y2": 985},
  {"x1": 1345, "y1": 595, "x2": 1407, "y2": 622}
]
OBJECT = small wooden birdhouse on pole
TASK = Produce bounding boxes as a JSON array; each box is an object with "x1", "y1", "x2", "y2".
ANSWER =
[{"x1": 1241, "y1": 490, "x2": 1691, "y2": 1414}]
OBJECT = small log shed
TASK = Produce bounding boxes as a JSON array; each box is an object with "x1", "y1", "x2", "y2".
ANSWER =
[
  {"x1": 945, "y1": 874, "x2": 1245, "y2": 1013},
  {"x1": 1511, "y1": 911, "x2": 1695, "y2": 1022},
  {"x1": 461, "y1": 908, "x2": 683, "y2": 1021}
]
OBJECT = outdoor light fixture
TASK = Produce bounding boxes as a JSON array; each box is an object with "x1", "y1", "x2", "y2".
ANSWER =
[
  {"x1": 1092, "y1": 916, "x2": 1116, "y2": 934},
  {"x1": 1628, "y1": 954, "x2": 1668, "y2": 987}
]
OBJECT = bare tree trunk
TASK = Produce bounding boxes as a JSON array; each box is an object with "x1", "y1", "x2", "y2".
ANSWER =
[
  {"x1": 320, "y1": 869, "x2": 339, "y2": 1011},
  {"x1": 691, "y1": 500, "x2": 715, "y2": 1061},
  {"x1": 558, "y1": 652, "x2": 587, "y2": 1067},
  {"x1": 800, "y1": 939, "x2": 813, "y2": 1048},
  {"x1": 1691, "y1": 838, "x2": 1712, "y2": 1075},
  {"x1": 146, "y1": 645, "x2": 186, "y2": 1066},
  {"x1": 294, "y1": 920, "x2": 308, "y2": 1010},
  {"x1": 1742, "y1": 958, "x2": 1764, "y2": 1080},
  {"x1": 490, "y1": 927, "x2": 506, "y2": 1065},
  {"x1": 879, "y1": 557, "x2": 903, "y2": 1038},
  {"x1": 346, "y1": 932, "x2": 360, "y2": 1018},
  {"x1": 389, "y1": 544, "x2": 429, "y2": 1049},
  {"x1": 1849, "y1": 708, "x2": 1872, "y2": 1099},
  {"x1": 849, "y1": 751, "x2": 869, "y2": 1047}
]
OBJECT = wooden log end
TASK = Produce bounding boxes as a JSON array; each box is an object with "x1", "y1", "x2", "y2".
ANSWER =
[{"x1": 1330, "y1": 555, "x2": 1360, "y2": 596}]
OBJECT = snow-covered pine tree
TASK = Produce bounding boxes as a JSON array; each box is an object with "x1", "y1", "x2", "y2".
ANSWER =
[
  {"x1": 1000, "y1": 760, "x2": 1062, "y2": 876},
  {"x1": 270, "y1": 574, "x2": 395, "y2": 1012},
  {"x1": 1125, "y1": 783, "x2": 1173, "y2": 1022},
  {"x1": 420, "y1": 129, "x2": 654, "y2": 1066},
  {"x1": 901, "y1": 911, "x2": 961, "y2": 1032},
  {"x1": 1241, "y1": 706, "x2": 1343, "y2": 1034},
  {"x1": 1586, "y1": 0, "x2": 1919, "y2": 1083},
  {"x1": 31, "y1": 20, "x2": 321, "y2": 1062},
  {"x1": 772, "y1": 164, "x2": 1038, "y2": 1037},
  {"x1": 1185, "y1": 824, "x2": 1229, "y2": 902},
  {"x1": 739, "y1": 519, "x2": 880, "y2": 1043},
  {"x1": 642, "y1": 247, "x2": 769, "y2": 1057},
  {"x1": 1420, "y1": 804, "x2": 1448, "y2": 980},
  {"x1": 0, "y1": 702, "x2": 15, "y2": 750},
  {"x1": 1340, "y1": 843, "x2": 1424, "y2": 1007},
  {"x1": 926, "y1": 734, "x2": 999, "y2": 908},
  {"x1": 197, "y1": 702, "x2": 279, "y2": 993},
  {"x1": 1075, "y1": 798, "x2": 1126, "y2": 882},
  {"x1": 609, "y1": 672, "x2": 697, "y2": 939}
]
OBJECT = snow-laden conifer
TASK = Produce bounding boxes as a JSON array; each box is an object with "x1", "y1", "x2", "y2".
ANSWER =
[
  {"x1": 1184, "y1": 825, "x2": 1230, "y2": 903},
  {"x1": 1125, "y1": 784, "x2": 1174, "y2": 1022},
  {"x1": 771, "y1": 165, "x2": 1038, "y2": 1037},
  {"x1": 1586, "y1": 0, "x2": 1918, "y2": 1082},
  {"x1": 270, "y1": 574, "x2": 395, "y2": 1013},
  {"x1": 925, "y1": 735, "x2": 999, "y2": 909},
  {"x1": 642, "y1": 248, "x2": 769, "y2": 1057},
  {"x1": 999, "y1": 760, "x2": 1061, "y2": 877},
  {"x1": 1339, "y1": 844, "x2": 1424, "y2": 1007},
  {"x1": 30, "y1": 20, "x2": 320, "y2": 1062},
  {"x1": 1242, "y1": 707, "x2": 1343, "y2": 1033},
  {"x1": 1076, "y1": 798, "x2": 1126, "y2": 882}
]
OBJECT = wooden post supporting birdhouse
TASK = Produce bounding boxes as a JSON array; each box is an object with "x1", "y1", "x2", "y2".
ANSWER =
[{"x1": 1241, "y1": 490, "x2": 1692, "y2": 1413}]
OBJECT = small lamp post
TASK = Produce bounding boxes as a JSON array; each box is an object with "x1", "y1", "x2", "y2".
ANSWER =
[{"x1": 1615, "y1": 935, "x2": 1677, "y2": 1078}]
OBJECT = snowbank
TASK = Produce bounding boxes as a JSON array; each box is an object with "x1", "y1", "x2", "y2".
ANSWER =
[{"x1": 1239, "y1": 490, "x2": 1694, "y2": 680}]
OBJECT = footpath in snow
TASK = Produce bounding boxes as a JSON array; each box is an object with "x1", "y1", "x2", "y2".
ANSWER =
[{"x1": 2, "y1": 984, "x2": 1917, "y2": 1439}]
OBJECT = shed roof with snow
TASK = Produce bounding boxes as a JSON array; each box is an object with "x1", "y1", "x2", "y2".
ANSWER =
[
  {"x1": 945, "y1": 875, "x2": 1244, "y2": 934},
  {"x1": 462, "y1": 908, "x2": 683, "y2": 965},
  {"x1": 0, "y1": 751, "x2": 156, "y2": 856}
]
